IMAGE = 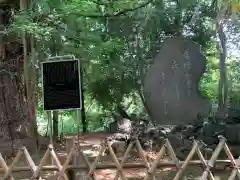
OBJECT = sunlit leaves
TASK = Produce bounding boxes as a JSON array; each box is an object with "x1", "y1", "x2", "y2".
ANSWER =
[
  {"x1": 61, "y1": 0, "x2": 99, "y2": 16},
  {"x1": 9, "y1": 0, "x2": 223, "y2": 114}
]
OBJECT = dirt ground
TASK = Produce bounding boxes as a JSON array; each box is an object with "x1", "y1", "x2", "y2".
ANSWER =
[{"x1": 0, "y1": 133, "x2": 234, "y2": 179}]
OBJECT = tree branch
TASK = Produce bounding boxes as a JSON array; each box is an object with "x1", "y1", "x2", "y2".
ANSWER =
[
  {"x1": 209, "y1": 0, "x2": 217, "y2": 11},
  {"x1": 138, "y1": 89, "x2": 152, "y2": 117},
  {"x1": 73, "y1": 0, "x2": 153, "y2": 18}
]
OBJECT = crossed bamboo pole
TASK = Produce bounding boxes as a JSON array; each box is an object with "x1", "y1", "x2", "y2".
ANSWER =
[{"x1": 0, "y1": 136, "x2": 240, "y2": 180}]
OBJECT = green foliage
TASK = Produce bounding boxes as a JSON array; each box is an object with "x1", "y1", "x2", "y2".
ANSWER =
[{"x1": 7, "y1": 0, "x2": 240, "y2": 133}]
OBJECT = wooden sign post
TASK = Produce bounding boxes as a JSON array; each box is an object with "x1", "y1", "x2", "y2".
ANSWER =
[{"x1": 42, "y1": 55, "x2": 84, "y2": 145}]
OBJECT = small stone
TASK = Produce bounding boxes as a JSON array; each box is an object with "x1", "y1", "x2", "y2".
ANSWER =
[
  {"x1": 171, "y1": 124, "x2": 186, "y2": 134},
  {"x1": 182, "y1": 125, "x2": 195, "y2": 138},
  {"x1": 225, "y1": 125, "x2": 240, "y2": 144}
]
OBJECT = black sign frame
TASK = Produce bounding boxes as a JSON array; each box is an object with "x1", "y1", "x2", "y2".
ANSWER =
[{"x1": 42, "y1": 57, "x2": 82, "y2": 111}]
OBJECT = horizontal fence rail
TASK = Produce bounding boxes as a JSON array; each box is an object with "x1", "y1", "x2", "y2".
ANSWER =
[{"x1": 0, "y1": 135, "x2": 240, "y2": 179}]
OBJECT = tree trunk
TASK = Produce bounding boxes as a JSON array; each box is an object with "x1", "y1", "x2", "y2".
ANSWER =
[
  {"x1": 116, "y1": 105, "x2": 131, "y2": 119},
  {"x1": 217, "y1": 21, "x2": 228, "y2": 116},
  {"x1": 0, "y1": 57, "x2": 37, "y2": 155},
  {"x1": 0, "y1": 1, "x2": 37, "y2": 156}
]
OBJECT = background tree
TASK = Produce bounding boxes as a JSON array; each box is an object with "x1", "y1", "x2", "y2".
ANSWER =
[
  {"x1": 1, "y1": 0, "x2": 240, "y2": 138},
  {"x1": 0, "y1": 0, "x2": 38, "y2": 153}
]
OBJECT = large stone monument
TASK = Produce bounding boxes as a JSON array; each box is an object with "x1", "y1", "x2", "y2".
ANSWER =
[{"x1": 144, "y1": 37, "x2": 210, "y2": 125}]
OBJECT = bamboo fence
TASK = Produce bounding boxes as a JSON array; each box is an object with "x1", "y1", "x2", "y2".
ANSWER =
[{"x1": 0, "y1": 135, "x2": 240, "y2": 179}]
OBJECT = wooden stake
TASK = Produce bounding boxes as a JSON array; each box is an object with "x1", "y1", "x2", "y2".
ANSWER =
[{"x1": 47, "y1": 111, "x2": 53, "y2": 146}]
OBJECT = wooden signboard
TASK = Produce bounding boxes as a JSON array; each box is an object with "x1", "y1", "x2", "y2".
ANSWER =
[{"x1": 42, "y1": 57, "x2": 82, "y2": 111}]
